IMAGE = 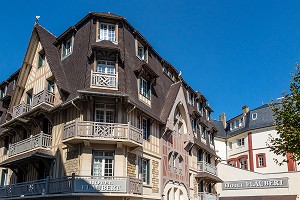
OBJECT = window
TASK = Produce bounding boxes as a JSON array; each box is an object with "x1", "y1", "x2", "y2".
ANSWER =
[
  {"x1": 228, "y1": 142, "x2": 232, "y2": 150},
  {"x1": 61, "y1": 37, "x2": 73, "y2": 59},
  {"x1": 239, "y1": 158, "x2": 247, "y2": 170},
  {"x1": 200, "y1": 126, "x2": 206, "y2": 139},
  {"x1": 26, "y1": 92, "x2": 32, "y2": 106},
  {"x1": 206, "y1": 110, "x2": 211, "y2": 121},
  {"x1": 136, "y1": 40, "x2": 147, "y2": 61},
  {"x1": 206, "y1": 154, "x2": 211, "y2": 164},
  {"x1": 0, "y1": 86, "x2": 7, "y2": 99},
  {"x1": 138, "y1": 158, "x2": 150, "y2": 184},
  {"x1": 139, "y1": 77, "x2": 150, "y2": 99},
  {"x1": 230, "y1": 118, "x2": 245, "y2": 130},
  {"x1": 38, "y1": 50, "x2": 45, "y2": 68},
  {"x1": 191, "y1": 118, "x2": 197, "y2": 132},
  {"x1": 209, "y1": 132, "x2": 214, "y2": 145},
  {"x1": 256, "y1": 153, "x2": 266, "y2": 168},
  {"x1": 94, "y1": 103, "x2": 115, "y2": 123},
  {"x1": 47, "y1": 80, "x2": 54, "y2": 93},
  {"x1": 92, "y1": 151, "x2": 114, "y2": 176},
  {"x1": 0, "y1": 169, "x2": 8, "y2": 186},
  {"x1": 95, "y1": 60, "x2": 116, "y2": 87},
  {"x1": 197, "y1": 149, "x2": 203, "y2": 161},
  {"x1": 252, "y1": 113, "x2": 258, "y2": 120},
  {"x1": 98, "y1": 23, "x2": 116, "y2": 42},
  {"x1": 141, "y1": 117, "x2": 150, "y2": 141},
  {"x1": 237, "y1": 138, "x2": 245, "y2": 146},
  {"x1": 187, "y1": 91, "x2": 194, "y2": 105},
  {"x1": 197, "y1": 102, "x2": 203, "y2": 114}
]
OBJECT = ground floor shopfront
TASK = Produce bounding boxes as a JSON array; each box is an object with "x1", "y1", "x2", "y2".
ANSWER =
[{"x1": 217, "y1": 163, "x2": 300, "y2": 200}]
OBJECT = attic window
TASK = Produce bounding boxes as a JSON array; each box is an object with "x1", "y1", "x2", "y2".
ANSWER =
[
  {"x1": 0, "y1": 85, "x2": 7, "y2": 99},
  {"x1": 61, "y1": 37, "x2": 73, "y2": 59},
  {"x1": 252, "y1": 113, "x2": 257, "y2": 120},
  {"x1": 136, "y1": 40, "x2": 147, "y2": 61},
  {"x1": 98, "y1": 23, "x2": 116, "y2": 43},
  {"x1": 38, "y1": 50, "x2": 45, "y2": 68}
]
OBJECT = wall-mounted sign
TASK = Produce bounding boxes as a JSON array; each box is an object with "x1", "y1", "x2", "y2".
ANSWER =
[
  {"x1": 223, "y1": 177, "x2": 288, "y2": 190},
  {"x1": 74, "y1": 178, "x2": 127, "y2": 193}
]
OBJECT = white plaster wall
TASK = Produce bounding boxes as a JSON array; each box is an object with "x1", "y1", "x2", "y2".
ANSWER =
[
  {"x1": 227, "y1": 132, "x2": 248, "y2": 157},
  {"x1": 216, "y1": 163, "x2": 300, "y2": 198},
  {"x1": 215, "y1": 139, "x2": 227, "y2": 162}
]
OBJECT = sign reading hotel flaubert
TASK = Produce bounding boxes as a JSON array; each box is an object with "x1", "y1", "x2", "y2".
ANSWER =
[
  {"x1": 74, "y1": 178, "x2": 127, "y2": 193},
  {"x1": 223, "y1": 178, "x2": 288, "y2": 190}
]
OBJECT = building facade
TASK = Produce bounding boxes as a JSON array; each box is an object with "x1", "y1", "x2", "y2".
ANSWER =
[
  {"x1": 0, "y1": 12, "x2": 221, "y2": 200},
  {"x1": 213, "y1": 102, "x2": 300, "y2": 199}
]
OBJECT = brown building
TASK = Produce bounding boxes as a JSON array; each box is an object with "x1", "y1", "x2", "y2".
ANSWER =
[{"x1": 0, "y1": 12, "x2": 221, "y2": 200}]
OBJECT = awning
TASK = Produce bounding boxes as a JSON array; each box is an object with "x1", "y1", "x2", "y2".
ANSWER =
[
  {"x1": 195, "y1": 172, "x2": 223, "y2": 183},
  {"x1": 0, "y1": 149, "x2": 54, "y2": 168},
  {"x1": 220, "y1": 195, "x2": 297, "y2": 200}
]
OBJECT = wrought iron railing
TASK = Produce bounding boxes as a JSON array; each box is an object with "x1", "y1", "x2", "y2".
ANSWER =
[
  {"x1": 198, "y1": 192, "x2": 219, "y2": 200},
  {"x1": 8, "y1": 132, "x2": 52, "y2": 156},
  {"x1": 0, "y1": 175, "x2": 143, "y2": 199},
  {"x1": 63, "y1": 120, "x2": 143, "y2": 145},
  {"x1": 197, "y1": 161, "x2": 217, "y2": 176},
  {"x1": 12, "y1": 89, "x2": 54, "y2": 118},
  {"x1": 91, "y1": 70, "x2": 117, "y2": 88}
]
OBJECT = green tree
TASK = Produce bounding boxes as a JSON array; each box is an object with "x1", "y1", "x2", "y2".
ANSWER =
[{"x1": 270, "y1": 66, "x2": 300, "y2": 165}]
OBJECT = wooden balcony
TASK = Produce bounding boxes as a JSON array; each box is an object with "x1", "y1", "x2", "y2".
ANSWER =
[
  {"x1": 63, "y1": 120, "x2": 143, "y2": 147},
  {"x1": 12, "y1": 89, "x2": 54, "y2": 118},
  {"x1": 0, "y1": 175, "x2": 143, "y2": 199},
  {"x1": 197, "y1": 161, "x2": 217, "y2": 176},
  {"x1": 8, "y1": 132, "x2": 52, "y2": 156},
  {"x1": 91, "y1": 70, "x2": 118, "y2": 88},
  {"x1": 199, "y1": 192, "x2": 219, "y2": 200}
]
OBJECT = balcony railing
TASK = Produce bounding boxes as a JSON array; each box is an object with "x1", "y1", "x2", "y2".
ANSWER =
[
  {"x1": 8, "y1": 132, "x2": 52, "y2": 156},
  {"x1": 12, "y1": 89, "x2": 54, "y2": 118},
  {"x1": 199, "y1": 192, "x2": 219, "y2": 200},
  {"x1": 197, "y1": 161, "x2": 217, "y2": 176},
  {"x1": 0, "y1": 175, "x2": 143, "y2": 199},
  {"x1": 12, "y1": 102, "x2": 31, "y2": 118},
  {"x1": 91, "y1": 70, "x2": 117, "y2": 88},
  {"x1": 32, "y1": 89, "x2": 55, "y2": 107},
  {"x1": 63, "y1": 120, "x2": 143, "y2": 145}
]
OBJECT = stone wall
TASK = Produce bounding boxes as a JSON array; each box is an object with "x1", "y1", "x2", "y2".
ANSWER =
[
  {"x1": 152, "y1": 160, "x2": 159, "y2": 193},
  {"x1": 65, "y1": 149, "x2": 79, "y2": 175},
  {"x1": 127, "y1": 152, "x2": 136, "y2": 177}
]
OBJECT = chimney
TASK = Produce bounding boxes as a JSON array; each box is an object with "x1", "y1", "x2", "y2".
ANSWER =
[
  {"x1": 219, "y1": 112, "x2": 226, "y2": 128},
  {"x1": 242, "y1": 105, "x2": 249, "y2": 115}
]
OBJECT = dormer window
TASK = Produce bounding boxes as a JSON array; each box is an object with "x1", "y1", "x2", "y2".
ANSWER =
[
  {"x1": 38, "y1": 49, "x2": 45, "y2": 68},
  {"x1": 0, "y1": 85, "x2": 7, "y2": 99},
  {"x1": 47, "y1": 80, "x2": 55, "y2": 93},
  {"x1": 140, "y1": 77, "x2": 150, "y2": 99},
  {"x1": 61, "y1": 37, "x2": 73, "y2": 59},
  {"x1": 98, "y1": 23, "x2": 116, "y2": 42},
  {"x1": 136, "y1": 40, "x2": 147, "y2": 61},
  {"x1": 187, "y1": 90, "x2": 195, "y2": 106},
  {"x1": 197, "y1": 102, "x2": 203, "y2": 115}
]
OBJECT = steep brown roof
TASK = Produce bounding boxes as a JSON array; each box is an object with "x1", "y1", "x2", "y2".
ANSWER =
[
  {"x1": 220, "y1": 195, "x2": 297, "y2": 200},
  {"x1": 160, "y1": 82, "x2": 182, "y2": 122},
  {"x1": 35, "y1": 24, "x2": 70, "y2": 93}
]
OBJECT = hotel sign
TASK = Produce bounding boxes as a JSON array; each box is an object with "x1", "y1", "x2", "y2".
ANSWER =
[
  {"x1": 74, "y1": 178, "x2": 127, "y2": 193},
  {"x1": 223, "y1": 178, "x2": 288, "y2": 190}
]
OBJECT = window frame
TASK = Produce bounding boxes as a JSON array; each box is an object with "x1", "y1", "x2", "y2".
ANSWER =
[
  {"x1": 139, "y1": 77, "x2": 151, "y2": 100},
  {"x1": 138, "y1": 158, "x2": 150, "y2": 185},
  {"x1": 256, "y1": 153, "x2": 266, "y2": 168},
  {"x1": 237, "y1": 138, "x2": 245, "y2": 146},
  {"x1": 252, "y1": 113, "x2": 258, "y2": 120},
  {"x1": 141, "y1": 117, "x2": 150, "y2": 141},
  {"x1": 38, "y1": 50, "x2": 45, "y2": 68},
  {"x1": 92, "y1": 151, "x2": 114, "y2": 177},
  {"x1": 98, "y1": 22, "x2": 117, "y2": 43},
  {"x1": 61, "y1": 36, "x2": 73, "y2": 60}
]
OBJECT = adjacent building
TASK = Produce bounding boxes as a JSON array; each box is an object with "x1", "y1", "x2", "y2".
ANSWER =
[
  {"x1": 213, "y1": 101, "x2": 300, "y2": 199},
  {"x1": 0, "y1": 12, "x2": 221, "y2": 200}
]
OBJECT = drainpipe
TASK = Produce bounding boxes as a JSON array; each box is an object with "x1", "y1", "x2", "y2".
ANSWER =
[
  {"x1": 71, "y1": 100, "x2": 81, "y2": 112},
  {"x1": 126, "y1": 105, "x2": 136, "y2": 123}
]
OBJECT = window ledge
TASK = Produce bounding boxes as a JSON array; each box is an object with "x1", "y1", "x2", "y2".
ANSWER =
[
  {"x1": 143, "y1": 183, "x2": 152, "y2": 188},
  {"x1": 96, "y1": 39, "x2": 118, "y2": 45}
]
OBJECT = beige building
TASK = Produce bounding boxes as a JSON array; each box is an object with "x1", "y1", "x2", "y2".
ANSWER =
[{"x1": 0, "y1": 12, "x2": 221, "y2": 200}]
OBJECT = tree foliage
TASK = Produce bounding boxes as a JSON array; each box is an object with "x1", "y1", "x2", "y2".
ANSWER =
[{"x1": 270, "y1": 65, "x2": 300, "y2": 165}]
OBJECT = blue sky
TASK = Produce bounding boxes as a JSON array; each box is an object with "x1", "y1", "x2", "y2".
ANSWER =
[{"x1": 0, "y1": 0, "x2": 299, "y2": 120}]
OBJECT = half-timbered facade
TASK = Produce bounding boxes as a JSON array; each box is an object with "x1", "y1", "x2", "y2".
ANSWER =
[{"x1": 0, "y1": 12, "x2": 221, "y2": 200}]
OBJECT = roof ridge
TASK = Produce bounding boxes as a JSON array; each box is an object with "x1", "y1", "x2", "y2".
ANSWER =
[{"x1": 35, "y1": 24, "x2": 57, "y2": 38}]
